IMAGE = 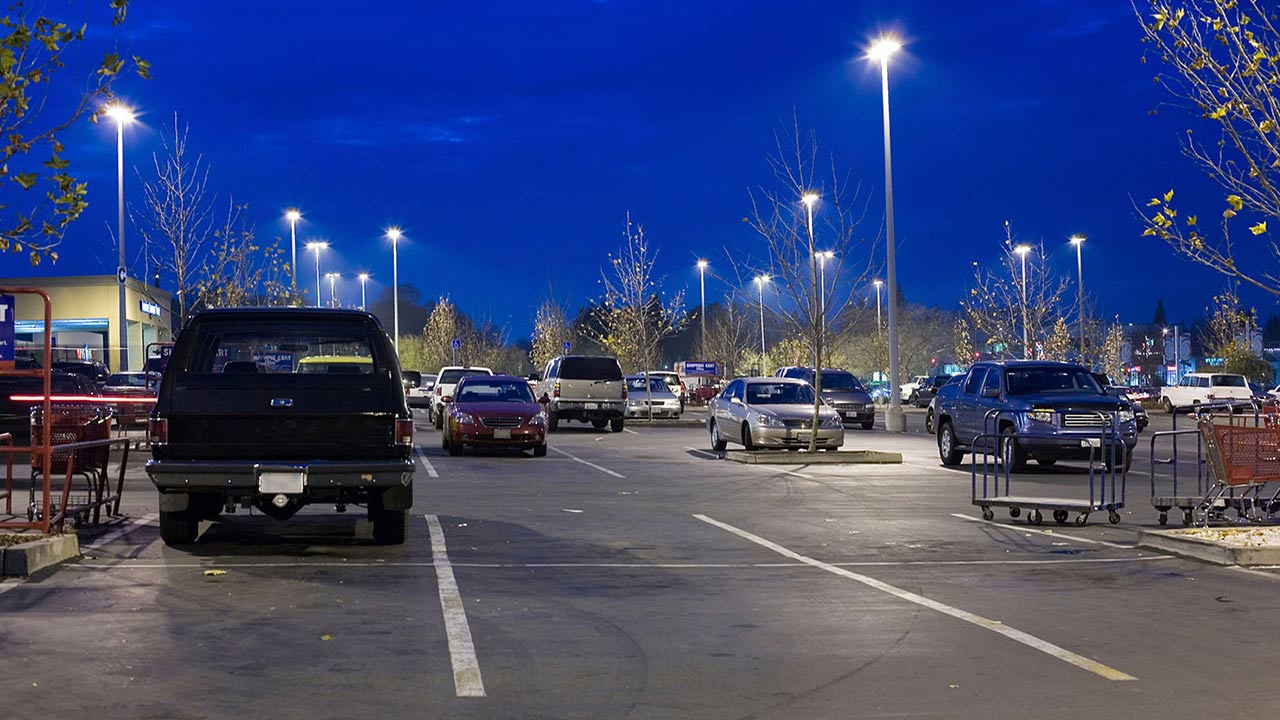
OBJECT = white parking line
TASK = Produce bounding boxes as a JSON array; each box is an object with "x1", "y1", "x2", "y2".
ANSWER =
[
  {"x1": 695, "y1": 513, "x2": 1137, "y2": 682},
  {"x1": 0, "y1": 578, "x2": 25, "y2": 595},
  {"x1": 415, "y1": 447, "x2": 439, "y2": 478},
  {"x1": 684, "y1": 447, "x2": 813, "y2": 479},
  {"x1": 426, "y1": 514, "x2": 486, "y2": 698},
  {"x1": 623, "y1": 428, "x2": 639, "y2": 435},
  {"x1": 81, "y1": 513, "x2": 158, "y2": 550},
  {"x1": 550, "y1": 447, "x2": 625, "y2": 478},
  {"x1": 951, "y1": 513, "x2": 1140, "y2": 550}
]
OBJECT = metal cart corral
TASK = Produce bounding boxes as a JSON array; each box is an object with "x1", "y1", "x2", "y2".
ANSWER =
[{"x1": 972, "y1": 409, "x2": 1127, "y2": 526}]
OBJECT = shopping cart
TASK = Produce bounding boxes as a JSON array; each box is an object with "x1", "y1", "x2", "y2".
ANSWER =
[
  {"x1": 27, "y1": 404, "x2": 113, "y2": 526},
  {"x1": 1195, "y1": 415, "x2": 1280, "y2": 525}
]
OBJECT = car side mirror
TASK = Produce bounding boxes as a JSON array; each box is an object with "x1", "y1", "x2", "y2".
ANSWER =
[
  {"x1": 538, "y1": 393, "x2": 550, "y2": 404},
  {"x1": 981, "y1": 388, "x2": 1000, "y2": 398},
  {"x1": 442, "y1": 395, "x2": 453, "y2": 404},
  {"x1": 730, "y1": 396, "x2": 742, "y2": 405}
]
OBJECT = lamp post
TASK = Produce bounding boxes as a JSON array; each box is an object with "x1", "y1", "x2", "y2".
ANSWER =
[
  {"x1": 358, "y1": 272, "x2": 369, "y2": 311},
  {"x1": 106, "y1": 103, "x2": 135, "y2": 371},
  {"x1": 386, "y1": 227, "x2": 402, "y2": 354},
  {"x1": 285, "y1": 209, "x2": 301, "y2": 289},
  {"x1": 755, "y1": 274, "x2": 770, "y2": 375},
  {"x1": 816, "y1": 250, "x2": 834, "y2": 354},
  {"x1": 306, "y1": 241, "x2": 328, "y2": 308},
  {"x1": 325, "y1": 272, "x2": 340, "y2": 308},
  {"x1": 1014, "y1": 244, "x2": 1031, "y2": 359},
  {"x1": 870, "y1": 35, "x2": 905, "y2": 432},
  {"x1": 1070, "y1": 234, "x2": 1086, "y2": 361},
  {"x1": 873, "y1": 279, "x2": 884, "y2": 383},
  {"x1": 696, "y1": 260, "x2": 708, "y2": 358}
]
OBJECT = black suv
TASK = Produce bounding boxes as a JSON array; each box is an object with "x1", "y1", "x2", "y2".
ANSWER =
[
  {"x1": 774, "y1": 366, "x2": 875, "y2": 429},
  {"x1": 146, "y1": 308, "x2": 415, "y2": 546}
]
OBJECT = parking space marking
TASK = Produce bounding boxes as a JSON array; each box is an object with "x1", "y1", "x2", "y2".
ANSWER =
[
  {"x1": 695, "y1": 513, "x2": 1138, "y2": 682},
  {"x1": 80, "y1": 513, "x2": 158, "y2": 550},
  {"x1": 550, "y1": 447, "x2": 625, "y2": 478},
  {"x1": 950, "y1": 513, "x2": 1141, "y2": 550},
  {"x1": 623, "y1": 428, "x2": 639, "y2": 435},
  {"x1": 0, "y1": 578, "x2": 25, "y2": 595},
  {"x1": 683, "y1": 447, "x2": 813, "y2": 479},
  {"x1": 415, "y1": 447, "x2": 439, "y2": 478},
  {"x1": 426, "y1": 514, "x2": 486, "y2": 698}
]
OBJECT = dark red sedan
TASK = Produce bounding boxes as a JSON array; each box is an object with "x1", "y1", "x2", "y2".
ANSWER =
[{"x1": 443, "y1": 374, "x2": 548, "y2": 457}]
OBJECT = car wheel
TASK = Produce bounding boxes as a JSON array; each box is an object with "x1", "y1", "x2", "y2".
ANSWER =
[
  {"x1": 1037, "y1": 457, "x2": 1057, "y2": 467},
  {"x1": 860, "y1": 420, "x2": 874, "y2": 430},
  {"x1": 591, "y1": 419, "x2": 608, "y2": 429},
  {"x1": 448, "y1": 440, "x2": 463, "y2": 457},
  {"x1": 1162, "y1": 397, "x2": 1174, "y2": 414},
  {"x1": 937, "y1": 421, "x2": 963, "y2": 466},
  {"x1": 610, "y1": 418, "x2": 625, "y2": 433},
  {"x1": 369, "y1": 495, "x2": 407, "y2": 545},
  {"x1": 159, "y1": 510, "x2": 199, "y2": 546},
  {"x1": 441, "y1": 431, "x2": 450, "y2": 449},
  {"x1": 710, "y1": 421, "x2": 727, "y2": 452},
  {"x1": 532, "y1": 443, "x2": 548, "y2": 457},
  {"x1": 741, "y1": 422, "x2": 756, "y2": 451},
  {"x1": 908, "y1": 392, "x2": 919, "y2": 406},
  {"x1": 925, "y1": 408, "x2": 935, "y2": 434},
  {"x1": 433, "y1": 407, "x2": 444, "y2": 430},
  {"x1": 547, "y1": 411, "x2": 559, "y2": 431},
  {"x1": 999, "y1": 426, "x2": 1027, "y2": 472}
]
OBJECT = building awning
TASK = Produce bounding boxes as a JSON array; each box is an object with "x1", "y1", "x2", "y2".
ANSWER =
[{"x1": 16, "y1": 318, "x2": 109, "y2": 333}]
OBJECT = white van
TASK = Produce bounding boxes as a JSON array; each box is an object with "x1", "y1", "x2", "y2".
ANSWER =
[{"x1": 1159, "y1": 372, "x2": 1252, "y2": 412}]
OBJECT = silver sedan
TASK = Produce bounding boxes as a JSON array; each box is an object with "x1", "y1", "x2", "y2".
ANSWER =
[
  {"x1": 708, "y1": 377, "x2": 844, "y2": 451},
  {"x1": 625, "y1": 375, "x2": 682, "y2": 419}
]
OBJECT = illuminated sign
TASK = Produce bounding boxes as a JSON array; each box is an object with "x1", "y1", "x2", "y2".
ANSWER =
[{"x1": 139, "y1": 300, "x2": 162, "y2": 317}]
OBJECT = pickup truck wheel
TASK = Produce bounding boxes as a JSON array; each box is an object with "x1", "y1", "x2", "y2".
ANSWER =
[
  {"x1": 532, "y1": 443, "x2": 548, "y2": 457},
  {"x1": 937, "y1": 421, "x2": 963, "y2": 466},
  {"x1": 433, "y1": 408, "x2": 444, "y2": 430},
  {"x1": 1162, "y1": 397, "x2": 1174, "y2": 414},
  {"x1": 999, "y1": 427, "x2": 1027, "y2": 472},
  {"x1": 610, "y1": 418, "x2": 625, "y2": 433},
  {"x1": 547, "y1": 412, "x2": 559, "y2": 431},
  {"x1": 1104, "y1": 447, "x2": 1132, "y2": 473},
  {"x1": 591, "y1": 419, "x2": 608, "y2": 429},
  {"x1": 1036, "y1": 457, "x2": 1057, "y2": 467},
  {"x1": 371, "y1": 505, "x2": 407, "y2": 545},
  {"x1": 925, "y1": 408, "x2": 935, "y2": 434},
  {"x1": 159, "y1": 510, "x2": 199, "y2": 545}
]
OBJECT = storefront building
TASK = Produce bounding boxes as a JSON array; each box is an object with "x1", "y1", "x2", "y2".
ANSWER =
[{"x1": 0, "y1": 275, "x2": 175, "y2": 371}]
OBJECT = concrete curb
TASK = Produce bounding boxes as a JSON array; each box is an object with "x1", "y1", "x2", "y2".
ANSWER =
[
  {"x1": 1137, "y1": 529, "x2": 1280, "y2": 566},
  {"x1": 1, "y1": 533, "x2": 80, "y2": 577},
  {"x1": 724, "y1": 449, "x2": 903, "y2": 465}
]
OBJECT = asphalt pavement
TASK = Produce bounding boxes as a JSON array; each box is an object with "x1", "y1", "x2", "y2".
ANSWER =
[{"x1": 1, "y1": 406, "x2": 1278, "y2": 719}]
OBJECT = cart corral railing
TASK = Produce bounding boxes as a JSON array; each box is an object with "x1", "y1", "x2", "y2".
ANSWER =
[{"x1": 0, "y1": 287, "x2": 136, "y2": 535}]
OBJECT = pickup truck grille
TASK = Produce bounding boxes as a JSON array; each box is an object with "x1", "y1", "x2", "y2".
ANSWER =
[
  {"x1": 1062, "y1": 413, "x2": 1108, "y2": 428},
  {"x1": 783, "y1": 419, "x2": 814, "y2": 429},
  {"x1": 480, "y1": 416, "x2": 521, "y2": 429}
]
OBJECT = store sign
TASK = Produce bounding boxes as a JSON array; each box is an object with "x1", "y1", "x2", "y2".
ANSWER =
[
  {"x1": 256, "y1": 352, "x2": 294, "y2": 372},
  {"x1": 139, "y1": 300, "x2": 162, "y2": 317},
  {"x1": 682, "y1": 361, "x2": 719, "y2": 376},
  {"x1": 0, "y1": 294, "x2": 13, "y2": 365}
]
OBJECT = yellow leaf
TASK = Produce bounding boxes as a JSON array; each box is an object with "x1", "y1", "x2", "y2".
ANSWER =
[
  {"x1": 1147, "y1": 198, "x2": 1161, "y2": 207},
  {"x1": 1224, "y1": 209, "x2": 1237, "y2": 219},
  {"x1": 1142, "y1": 227, "x2": 1158, "y2": 237},
  {"x1": 1227, "y1": 195, "x2": 1244, "y2": 211},
  {"x1": 1251, "y1": 221, "x2": 1267, "y2": 235},
  {"x1": 321, "y1": 634, "x2": 332, "y2": 641},
  {"x1": 1164, "y1": 189, "x2": 1175, "y2": 202},
  {"x1": 1187, "y1": 215, "x2": 1198, "y2": 226},
  {"x1": 203, "y1": 569, "x2": 226, "y2": 577}
]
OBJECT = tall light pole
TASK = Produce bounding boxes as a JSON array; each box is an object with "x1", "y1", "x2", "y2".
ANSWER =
[
  {"x1": 755, "y1": 274, "x2": 770, "y2": 375},
  {"x1": 306, "y1": 241, "x2": 328, "y2": 308},
  {"x1": 873, "y1": 279, "x2": 884, "y2": 383},
  {"x1": 1015, "y1": 244, "x2": 1031, "y2": 359},
  {"x1": 801, "y1": 193, "x2": 822, "y2": 368},
  {"x1": 696, "y1": 259, "x2": 708, "y2": 358},
  {"x1": 106, "y1": 103, "x2": 135, "y2": 371},
  {"x1": 325, "y1": 272, "x2": 340, "y2": 308},
  {"x1": 816, "y1": 250, "x2": 834, "y2": 352},
  {"x1": 285, "y1": 209, "x2": 301, "y2": 289},
  {"x1": 1070, "y1": 234, "x2": 1086, "y2": 361},
  {"x1": 358, "y1": 272, "x2": 369, "y2": 311},
  {"x1": 386, "y1": 227, "x2": 402, "y2": 354},
  {"x1": 870, "y1": 35, "x2": 905, "y2": 432}
]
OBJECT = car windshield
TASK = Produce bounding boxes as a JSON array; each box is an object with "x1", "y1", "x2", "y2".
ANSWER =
[
  {"x1": 105, "y1": 374, "x2": 148, "y2": 388},
  {"x1": 455, "y1": 379, "x2": 535, "y2": 404},
  {"x1": 627, "y1": 377, "x2": 668, "y2": 392},
  {"x1": 747, "y1": 382, "x2": 815, "y2": 405},
  {"x1": 1005, "y1": 367, "x2": 1103, "y2": 396},
  {"x1": 559, "y1": 357, "x2": 623, "y2": 380},
  {"x1": 820, "y1": 371, "x2": 862, "y2": 391}
]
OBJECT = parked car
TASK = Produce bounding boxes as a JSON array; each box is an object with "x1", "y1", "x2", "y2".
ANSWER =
[
  {"x1": 774, "y1": 366, "x2": 875, "y2": 429},
  {"x1": 625, "y1": 375, "x2": 682, "y2": 419},
  {"x1": 51, "y1": 359, "x2": 111, "y2": 389},
  {"x1": 101, "y1": 371, "x2": 160, "y2": 426},
  {"x1": 708, "y1": 376, "x2": 844, "y2": 451},
  {"x1": 403, "y1": 370, "x2": 432, "y2": 408},
  {"x1": 1159, "y1": 372, "x2": 1253, "y2": 413},
  {"x1": 1091, "y1": 373, "x2": 1148, "y2": 432},
  {"x1": 431, "y1": 365, "x2": 495, "y2": 428},
  {"x1": 644, "y1": 370, "x2": 686, "y2": 411},
  {"x1": 924, "y1": 374, "x2": 966, "y2": 435},
  {"x1": 910, "y1": 374, "x2": 956, "y2": 408},
  {"x1": 900, "y1": 375, "x2": 929, "y2": 402},
  {"x1": 443, "y1": 374, "x2": 548, "y2": 457},
  {"x1": 145, "y1": 308, "x2": 415, "y2": 546},
  {"x1": 0, "y1": 372, "x2": 101, "y2": 443},
  {"x1": 535, "y1": 355, "x2": 627, "y2": 432},
  {"x1": 934, "y1": 360, "x2": 1138, "y2": 472}
]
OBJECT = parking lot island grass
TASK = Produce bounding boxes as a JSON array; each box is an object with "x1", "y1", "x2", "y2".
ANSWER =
[
  {"x1": 723, "y1": 449, "x2": 903, "y2": 465},
  {"x1": 1138, "y1": 526, "x2": 1280, "y2": 566}
]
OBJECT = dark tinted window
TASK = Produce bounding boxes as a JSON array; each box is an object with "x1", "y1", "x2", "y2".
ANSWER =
[
  {"x1": 820, "y1": 371, "x2": 862, "y2": 390},
  {"x1": 963, "y1": 369, "x2": 986, "y2": 395},
  {"x1": 1212, "y1": 375, "x2": 1247, "y2": 387},
  {"x1": 177, "y1": 318, "x2": 379, "y2": 374},
  {"x1": 558, "y1": 357, "x2": 623, "y2": 380},
  {"x1": 981, "y1": 369, "x2": 1001, "y2": 394},
  {"x1": 106, "y1": 373, "x2": 149, "y2": 388},
  {"x1": 402, "y1": 371, "x2": 422, "y2": 387},
  {"x1": 455, "y1": 379, "x2": 535, "y2": 403},
  {"x1": 1006, "y1": 367, "x2": 1102, "y2": 396}
]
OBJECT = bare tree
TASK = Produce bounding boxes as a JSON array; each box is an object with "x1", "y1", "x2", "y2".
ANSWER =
[
  {"x1": 530, "y1": 295, "x2": 573, "y2": 371},
  {"x1": 194, "y1": 201, "x2": 299, "y2": 310},
  {"x1": 133, "y1": 114, "x2": 214, "y2": 325},
  {"x1": 702, "y1": 299, "x2": 754, "y2": 379}
]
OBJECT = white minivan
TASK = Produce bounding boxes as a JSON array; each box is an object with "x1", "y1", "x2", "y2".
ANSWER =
[{"x1": 1159, "y1": 372, "x2": 1252, "y2": 412}]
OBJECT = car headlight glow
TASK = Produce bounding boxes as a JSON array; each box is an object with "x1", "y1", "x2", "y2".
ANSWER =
[
  {"x1": 756, "y1": 414, "x2": 783, "y2": 428},
  {"x1": 455, "y1": 413, "x2": 477, "y2": 426},
  {"x1": 527, "y1": 413, "x2": 546, "y2": 426},
  {"x1": 1028, "y1": 409, "x2": 1055, "y2": 424},
  {"x1": 1118, "y1": 410, "x2": 1135, "y2": 423},
  {"x1": 821, "y1": 414, "x2": 844, "y2": 428}
]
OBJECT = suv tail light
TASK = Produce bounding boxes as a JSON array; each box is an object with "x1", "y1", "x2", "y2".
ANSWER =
[
  {"x1": 553, "y1": 382, "x2": 560, "y2": 398},
  {"x1": 148, "y1": 417, "x2": 168, "y2": 445},
  {"x1": 395, "y1": 418, "x2": 414, "y2": 446}
]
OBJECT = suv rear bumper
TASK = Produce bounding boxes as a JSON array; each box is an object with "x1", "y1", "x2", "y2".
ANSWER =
[
  {"x1": 147, "y1": 459, "x2": 414, "y2": 491},
  {"x1": 550, "y1": 400, "x2": 624, "y2": 421}
]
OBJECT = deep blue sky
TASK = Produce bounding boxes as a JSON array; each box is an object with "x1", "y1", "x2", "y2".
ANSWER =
[{"x1": 37, "y1": 0, "x2": 1276, "y2": 337}]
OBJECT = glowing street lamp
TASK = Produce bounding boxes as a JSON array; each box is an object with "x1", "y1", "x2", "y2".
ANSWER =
[
  {"x1": 358, "y1": 272, "x2": 369, "y2": 311},
  {"x1": 868, "y1": 34, "x2": 905, "y2": 431},
  {"x1": 106, "y1": 102, "x2": 136, "y2": 370},
  {"x1": 325, "y1": 272, "x2": 340, "y2": 308},
  {"x1": 306, "y1": 241, "x2": 328, "y2": 308},
  {"x1": 1014, "y1": 244, "x2": 1032, "y2": 359},
  {"x1": 755, "y1": 274, "x2": 771, "y2": 374},
  {"x1": 285, "y1": 209, "x2": 302, "y2": 289},
  {"x1": 696, "y1": 260, "x2": 709, "y2": 358},
  {"x1": 385, "y1": 227, "x2": 403, "y2": 353},
  {"x1": 1070, "y1": 234, "x2": 1086, "y2": 359}
]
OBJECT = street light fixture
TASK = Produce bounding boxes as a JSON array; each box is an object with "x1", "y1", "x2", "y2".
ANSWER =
[
  {"x1": 1070, "y1": 234, "x2": 1086, "y2": 360},
  {"x1": 696, "y1": 260, "x2": 709, "y2": 359},
  {"x1": 755, "y1": 274, "x2": 771, "y2": 375},
  {"x1": 1014, "y1": 244, "x2": 1031, "y2": 359},
  {"x1": 106, "y1": 102, "x2": 135, "y2": 371},
  {"x1": 358, "y1": 272, "x2": 369, "y2": 311},
  {"x1": 285, "y1": 209, "x2": 301, "y2": 289},
  {"x1": 325, "y1": 272, "x2": 340, "y2": 308},
  {"x1": 868, "y1": 34, "x2": 905, "y2": 432},
  {"x1": 306, "y1": 241, "x2": 328, "y2": 308},
  {"x1": 385, "y1": 227, "x2": 403, "y2": 354}
]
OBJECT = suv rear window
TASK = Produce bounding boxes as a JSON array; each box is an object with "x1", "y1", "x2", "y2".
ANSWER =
[
  {"x1": 558, "y1": 357, "x2": 623, "y2": 381},
  {"x1": 820, "y1": 371, "x2": 862, "y2": 390},
  {"x1": 439, "y1": 368, "x2": 491, "y2": 384},
  {"x1": 1211, "y1": 375, "x2": 1247, "y2": 387},
  {"x1": 176, "y1": 319, "x2": 379, "y2": 374}
]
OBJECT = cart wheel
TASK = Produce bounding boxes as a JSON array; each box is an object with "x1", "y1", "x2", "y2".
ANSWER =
[
  {"x1": 981, "y1": 507, "x2": 994, "y2": 521},
  {"x1": 1075, "y1": 514, "x2": 1089, "y2": 526},
  {"x1": 1182, "y1": 510, "x2": 1193, "y2": 527},
  {"x1": 1053, "y1": 510, "x2": 1069, "y2": 524},
  {"x1": 1028, "y1": 509, "x2": 1043, "y2": 525},
  {"x1": 1108, "y1": 510, "x2": 1121, "y2": 525},
  {"x1": 1158, "y1": 512, "x2": 1168, "y2": 526},
  {"x1": 1009, "y1": 507, "x2": 1021, "y2": 518}
]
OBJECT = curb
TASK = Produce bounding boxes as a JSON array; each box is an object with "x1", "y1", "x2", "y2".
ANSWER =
[
  {"x1": 1, "y1": 533, "x2": 80, "y2": 577},
  {"x1": 723, "y1": 449, "x2": 903, "y2": 465},
  {"x1": 1136, "y1": 529, "x2": 1280, "y2": 566}
]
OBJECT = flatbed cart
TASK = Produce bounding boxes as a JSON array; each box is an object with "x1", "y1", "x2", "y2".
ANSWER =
[{"x1": 972, "y1": 408, "x2": 1127, "y2": 526}]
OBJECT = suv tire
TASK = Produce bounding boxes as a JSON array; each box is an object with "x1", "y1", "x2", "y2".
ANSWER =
[
  {"x1": 547, "y1": 411, "x2": 559, "y2": 431},
  {"x1": 434, "y1": 407, "x2": 444, "y2": 430},
  {"x1": 610, "y1": 418, "x2": 625, "y2": 433},
  {"x1": 159, "y1": 510, "x2": 199, "y2": 546},
  {"x1": 370, "y1": 495, "x2": 407, "y2": 545},
  {"x1": 937, "y1": 421, "x2": 963, "y2": 466}
]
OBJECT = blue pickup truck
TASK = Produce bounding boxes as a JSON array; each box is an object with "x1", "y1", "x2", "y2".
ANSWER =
[{"x1": 934, "y1": 360, "x2": 1137, "y2": 472}]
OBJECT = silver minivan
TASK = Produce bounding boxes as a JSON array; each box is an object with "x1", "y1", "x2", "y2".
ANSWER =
[{"x1": 536, "y1": 355, "x2": 627, "y2": 432}]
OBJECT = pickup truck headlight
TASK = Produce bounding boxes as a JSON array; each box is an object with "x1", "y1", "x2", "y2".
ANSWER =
[
  {"x1": 1118, "y1": 410, "x2": 1135, "y2": 423},
  {"x1": 1028, "y1": 409, "x2": 1055, "y2": 425},
  {"x1": 756, "y1": 414, "x2": 784, "y2": 428}
]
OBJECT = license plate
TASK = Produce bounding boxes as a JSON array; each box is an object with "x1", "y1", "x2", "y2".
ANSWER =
[
  {"x1": 584, "y1": 402, "x2": 598, "y2": 410},
  {"x1": 493, "y1": 429, "x2": 512, "y2": 439},
  {"x1": 843, "y1": 411, "x2": 855, "y2": 419},
  {"x1": 258, "y1": 470, "x2": 306, "y2": 494},
  {"x1": 1081, "y1": 438, "x2": 1101, "y2": 448},
  {"x1": 796, "y1": 432, "x2": 811, "y2": 441}
]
